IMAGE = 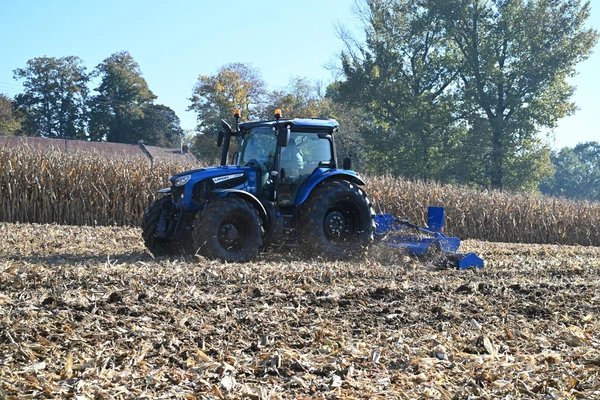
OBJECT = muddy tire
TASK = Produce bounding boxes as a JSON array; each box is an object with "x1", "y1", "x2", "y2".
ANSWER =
[
  {"x1": 142, "y1": 197, "x2": 181, "y2": 256},
  {"x1": 298, "y1": 180, "x2": 374, "y2": 259},
  {"x1": 193, "y1": 197, "x2": 263, "y2": 262}
]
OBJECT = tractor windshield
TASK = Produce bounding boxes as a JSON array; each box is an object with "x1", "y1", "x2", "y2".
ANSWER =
[
  {"x1": 278, "y1": 132, "x2": 334, "y2": 205},
  {"x1": 238, "y1": 127, "x2": 276, "y2": 166},
  {"x1": 238, "y1": 126, "x2": 334, "y2": 174},
  {"x1": 238, "y1": 125, "x2": 335, "y2": 205}
]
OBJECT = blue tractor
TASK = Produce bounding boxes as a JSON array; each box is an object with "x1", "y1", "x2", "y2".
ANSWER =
[{"x1": 142, "y1": 110, "x2": 375, "y2": 262}]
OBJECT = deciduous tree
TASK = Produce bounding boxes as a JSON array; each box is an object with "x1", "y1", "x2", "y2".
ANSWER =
[
  {"x1": 263, "y1": 77, "x2": 333, "y2": 120},
  {"x1": 188, "y1": 63, "x2": 267, "y2": 162},
  {"x1": 13, "y1": 56, "x2": 89, "y2": 138},
  {"x1": 338, "y1": 0, "x2": 465, "y2": 182},
  {"x1": 0, "y1": 94, "x2": 20, "y2": 136},
  {"x1": 88, "y1": 51, "x2": 157, "y2": 144},
  {"x1": 338, "y1": 0, "x2": 597, "y2": 190},
  {"x1": 437, "y1": 0, "x2": 598, "y2": 189},
  {"x1": 189, "y1": 63, "x2": 267, "y2": 135},
  {"x1": 138, "y1": 104, "x2": 184, "y2": 148},
  {"x1": 540, "y1": 141, "x2": 600, "y2": 200}
]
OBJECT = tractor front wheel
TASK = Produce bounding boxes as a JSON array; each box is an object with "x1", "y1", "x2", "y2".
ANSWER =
[
  {"x1": 142, "y1": 197, "x2": 181, "y2": 256},
  {"x1": 298, "y1": 180, "x2": 374, "y2": 259},
  {"x1": 193, "y1": 197, "x2": 263, "y2": 262}
]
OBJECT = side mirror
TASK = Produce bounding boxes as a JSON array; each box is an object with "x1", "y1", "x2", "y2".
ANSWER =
[
  {"x1": 343, "y1": 157, "x2": 352, "y2": 170},
  {"x1": 221, "y1": 119, "x2": 232, "y2": 134},
  {"x1": 217, "y1": 131, "x2": 224, "y2": 147},
  {"x1": 277, "y1": 125, "x2": 290, "y2": 147}
]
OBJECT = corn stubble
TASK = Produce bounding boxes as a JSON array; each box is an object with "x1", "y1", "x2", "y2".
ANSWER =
[
  {"x1": 1, "y1": 147, "x2": 599, "y2": 397},
  {"x1": 0, "y1": 224, "x2": 598, "y2": 398}
]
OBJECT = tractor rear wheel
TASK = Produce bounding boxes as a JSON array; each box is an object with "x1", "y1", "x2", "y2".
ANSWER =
[
  {"x1": 142, "y1": 197, "x2": 181, "y2": 256},
  {"x1": 298, "y1": 180, "x2": 374, "y2": 259},
  {"x1": 193, "y1": 197, "x2": 263, "y2": 262}
]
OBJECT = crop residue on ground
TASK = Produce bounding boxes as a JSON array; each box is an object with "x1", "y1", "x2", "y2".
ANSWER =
[{"x1": 1, "y1": 223, "x2": 599, "y2": 398}]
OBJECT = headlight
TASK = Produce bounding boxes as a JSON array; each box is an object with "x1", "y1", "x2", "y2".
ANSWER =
[{"x1": 173, "y1": 174, "x2": 191, "y2": 187}]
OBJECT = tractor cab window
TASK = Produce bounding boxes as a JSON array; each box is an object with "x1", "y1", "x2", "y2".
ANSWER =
[
  {"x1": 287, "y1": 133, "x2": 333, "y2": 175},
  {"x1": 278, "y1": 132, "x2": 334, "y2": 205},
  {"x1": 238, "y1": 127, "x2": 276, "y2": 168},
  {"x1": 238, "y1": 127, "x2": 276, "y2": 198}
]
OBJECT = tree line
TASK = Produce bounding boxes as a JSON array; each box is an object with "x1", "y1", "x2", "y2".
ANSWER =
[
  {"x1": 0, "y1": 0, "x2": 598, "y2": 199},
  {"x1": 2, "y1": 51, "x2": 183, "y2": 148}
]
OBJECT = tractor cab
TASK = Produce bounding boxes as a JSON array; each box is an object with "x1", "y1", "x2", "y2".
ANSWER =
[
  {"x1": 235, "y1": 118, "x2": 338, "y2": 206},
  {"x1": 220, "y1": 109, "x2": 341, "y2": 208}
]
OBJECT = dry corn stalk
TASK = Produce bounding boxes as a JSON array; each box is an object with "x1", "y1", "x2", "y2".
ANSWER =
[{"x1": 1, "y1": 146, "x2": 600, "y2": 246}]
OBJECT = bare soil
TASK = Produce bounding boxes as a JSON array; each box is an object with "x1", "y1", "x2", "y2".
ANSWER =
[{"x1": 1, "y1": 223, "x2": 599, "y2": 399}]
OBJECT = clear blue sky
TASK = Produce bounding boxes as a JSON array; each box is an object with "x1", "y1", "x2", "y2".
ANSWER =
[{"x1": 0, "y1": 0, "x2": 597, "y2": 150}]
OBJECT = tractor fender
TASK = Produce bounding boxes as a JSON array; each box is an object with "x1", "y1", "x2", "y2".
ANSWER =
[
  {"x1": 295, "y1": 170, "x2": 366, "y2": 206},
  {"x1": 212, "y1": 189, "x2": 269, "y2": 225}
]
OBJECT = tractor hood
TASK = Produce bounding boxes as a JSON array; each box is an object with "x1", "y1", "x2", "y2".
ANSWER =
[
  {"x1": 166, "y1": 165, "x2": 258, "y2": 210},
  {"x1": 169, "y1": 165, "x2": 252, "y2": 186}
]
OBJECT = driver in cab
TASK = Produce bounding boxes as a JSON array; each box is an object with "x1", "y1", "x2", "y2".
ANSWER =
[{"x1": 281, "y1": 137, "x2": 304, "y2": 177}]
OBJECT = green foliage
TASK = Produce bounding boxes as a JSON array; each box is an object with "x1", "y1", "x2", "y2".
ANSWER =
[
  {"x1": 189, "y1": 63, "x2": 267, "y2": 135},
  {"x1": 12, "y1": 56, "x2": 89, "y2": 138},
  {"x1": 436, "y1": 0, "x2": 598, "y2": 189},
  {"x1": 178, "y1": 128, "x2": 219, "y2": 164},
  {"x1": 337, "y1": 0, "x2": 597, "y2": 191},
  {"x1": 453, "y1": 115, "x2": 554, "y2": 191},
  {"x1": 540, "y1": 141, "x2": 600, "y2": 201},
  {"x1": 9, "y1": 52, "x2": 183, "y2": 148},
  {"x1": 188, "y1": 65, "x2": 340, "y2": 164},
  {"x1": 0, "y1": 94, "x2": 20, "y2": 136},
  {"x1": 88, "y1": 51, "x2": 158, "y2": 144},
  {"x1": 187, "y1": 63, "x2": 268, "y2": 163},
  {"x1": 138, "y1": 104, "x2": 184, "y2": 148},
  {"x1": 263, "y1": 77, "x2": 334, "y2": 120},
  {"x1": 322, "y1": 89, "x2": 371, "y2": 173},
  {"x1": 337, "y1": 0, "x2": 466, "y2": 182},
  {"x1": 189, "y1": 132, "x2": 221, "y2": 165}
]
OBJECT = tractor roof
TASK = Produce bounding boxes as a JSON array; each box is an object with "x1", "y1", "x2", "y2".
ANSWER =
[{"x1": 239, "y1": 118, "x2": 339, "y2": 133}]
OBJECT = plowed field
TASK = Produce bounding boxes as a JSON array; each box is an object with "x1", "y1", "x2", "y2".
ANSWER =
[{"x1": 1, "y1": 223, "x2": 599, "y2": 399}]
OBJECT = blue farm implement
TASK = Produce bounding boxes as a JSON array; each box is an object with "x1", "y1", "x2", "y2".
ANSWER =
[{"x1": 375, "y1": 206, "x2": 484, "y2": 269}]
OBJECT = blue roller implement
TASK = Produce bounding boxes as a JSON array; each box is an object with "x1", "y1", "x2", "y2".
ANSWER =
[{"x1": 374, "y1": 206, "x2": 484, "y2": 269}]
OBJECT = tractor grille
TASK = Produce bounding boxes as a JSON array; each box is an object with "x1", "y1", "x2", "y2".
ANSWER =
[
  {"x1": 171, "y1": 186, "x2": 185, "y2": 202},
  {"x1": 192, "y1": 179, "x2": 213, "y2": 205}
]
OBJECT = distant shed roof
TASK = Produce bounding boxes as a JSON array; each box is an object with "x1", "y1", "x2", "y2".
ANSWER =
[
  {"x1": 144, "y1": 145, "x2": 198, "y2": 163},
  {"x1": 0, "y1": 136, "x2": 197, "y2": 164}
]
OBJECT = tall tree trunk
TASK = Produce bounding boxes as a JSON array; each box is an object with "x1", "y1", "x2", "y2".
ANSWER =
[{"x1": 489, "y1": 117, "x2": 504, "y2": 189}]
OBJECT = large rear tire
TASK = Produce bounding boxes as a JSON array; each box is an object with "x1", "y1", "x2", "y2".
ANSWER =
[
  {"x1": 142, "y1": 197, "x2": 180, "y2": 256},
  {"x1": 298, "y1": 180, "x2": 374, "y2": 259},
  {"x1": 193, "y1": 197, "x2": 263, "y2": 262}
]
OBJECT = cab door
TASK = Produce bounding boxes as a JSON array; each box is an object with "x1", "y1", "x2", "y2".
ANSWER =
[{"x1": 278, "y1": 133, "x2": 333, "y2": 205}]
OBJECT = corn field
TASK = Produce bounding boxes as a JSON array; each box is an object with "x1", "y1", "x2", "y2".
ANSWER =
[
  {"x1": 0, "y1": 146, "x2": 198, "y2": 227},
  {"x1": 370, "y1": 175, "x2": 600, "y2": 246},
  {"x1": 1, "y1": 146, "x2": 600, "y2": 246}
]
